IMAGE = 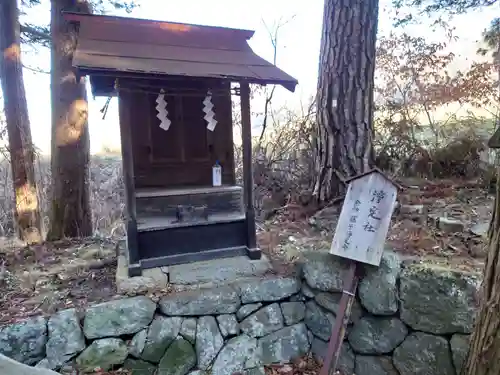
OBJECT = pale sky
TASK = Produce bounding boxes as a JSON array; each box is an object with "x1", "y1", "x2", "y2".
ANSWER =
[{"x1": 8, "y1": 0, "x2": 499, "y2": 154}]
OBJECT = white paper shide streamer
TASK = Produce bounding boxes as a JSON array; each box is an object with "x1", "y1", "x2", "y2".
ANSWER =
[
  {"x1": 203, "y1": 90, "x2": 217, "y2": 131},
  {"x1": 156, "y1": 90, "x2": 171, "y2": 131}
]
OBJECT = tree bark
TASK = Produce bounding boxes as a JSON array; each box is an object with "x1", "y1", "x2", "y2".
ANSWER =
[
  {"x1": 0, "y1": 0, "x2": 42, "y2": 244},
  {"x1": 313, "y1": 0, "x2": 379, "y2": 202},
  {"x1": 47, "y1": 0, "x2": 92, "y2": 240},
  {"x1": 462, "y1": 167, "x2": 500, "y2": 375}
]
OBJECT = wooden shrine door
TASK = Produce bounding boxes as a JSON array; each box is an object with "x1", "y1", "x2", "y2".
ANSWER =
[
  {"x1": 148, "y1": 93, "x2": 212, "y2": 186},
  {"x1": 129, "y1": 88, "x2": 235, "y2": 189}
]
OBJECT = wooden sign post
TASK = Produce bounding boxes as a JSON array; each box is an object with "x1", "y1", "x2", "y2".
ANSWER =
[{"x1": 320, "y1": 169, "x2": 399, "y2": 375}]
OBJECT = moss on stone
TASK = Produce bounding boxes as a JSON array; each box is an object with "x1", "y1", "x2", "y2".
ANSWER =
[
  {"x1": 123, "y1": 358, "x2": 156, "y2": 375},
  {"x1": 157, "y1": 337, "x2": 196, "y2": 375},
  {"x1": 75, "y1": 338, "x2": 128, "y2": 373}
]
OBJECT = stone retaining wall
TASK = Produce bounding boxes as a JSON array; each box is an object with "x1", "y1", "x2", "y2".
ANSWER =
[
  {"x1": 0, "y1": 250, "x2": 481, "y2": 375},
  {"x1": 302, "y1": 251, "x2": 479, "y2": 375}
]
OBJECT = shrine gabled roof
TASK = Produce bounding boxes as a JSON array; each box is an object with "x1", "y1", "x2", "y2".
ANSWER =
[{"x1": 63, "y1": 12, "x2": 298, "y2": 92}]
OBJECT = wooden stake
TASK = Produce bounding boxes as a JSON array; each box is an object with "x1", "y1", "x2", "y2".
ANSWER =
[{"x1": 320, "y1": 261, "x2": 360, "y2": 375}]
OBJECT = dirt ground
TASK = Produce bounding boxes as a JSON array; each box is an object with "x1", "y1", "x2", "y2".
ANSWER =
[
  {"x1": 259, "y1": 177, "x2": 490, "y2": 273},
  {"x1": 0, "y1": 238, "x2": 118, "y2": 325},
  {"x1": 0, "y1": 178, "x2": 491, "y2": 327}
]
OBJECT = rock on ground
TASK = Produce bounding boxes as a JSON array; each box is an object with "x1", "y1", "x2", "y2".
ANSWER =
[
  {"x1": 0, "y1": 316, "x2": 47, "y2": 365},
  {"x1": 358, "y1": 251, "x2": 400, "y2": 315},
  {"x1": 399, "y1": 265, "x2": 479, "y2": 334},
  {"x1": 0, "y1": 354, "x2": 59, "y2": 375},
  {"x1": 240, "y1": 303, "x2": 284, "y2": 338},
  {"x1": 310, "y1": 338, "x2": 354, "y2": 375},
  {"x1": 157, "y1": 337, "x2": 196, "y2": 375},
  {"x1": 393, "y1": 332, "x2": 455, "y2": 375},
  {"x1": 46, "y1": 308, "x2": 86, "y2": 369},
  {"x1": 35, "y1": 359, "x2": 52, "y2": 369},
  {"x1": 314, "y1": 292, "x2": 362, "y2": 324},
  {"x1": 211, "y1": 334, "x2": 262, "y2": 375},
  {"x1": 471, "y1": 222, "x2": 489, "y2": 237},
  {"x1": 308, "y1": 206, "x2": 339, "y2": 231},
  {"x1": 304, "y1": 300, "x2": 335, "y2": 341},
  {"x1": 301, "y1": 251, "x2": 351, "y2": 292},
  {"x1": 355, "y1": 355, "x2": 399, "y2": 375},
  {"x1": 180, "y1": 319, "x2": 197, "y2": 344},
  {"x1": 244, "y1": 367, "x2": 266, "y2": 375},
  {"x1": 289, "y1": 294, "x2": 306, "y2": 302},
  {"x1": 129, "y1": 329, "x2": 148, "y2": 358},
  {"x1": 83, "y1": 296, "x2": 156, "y2": 339},
  {"x1": 280, "y1": 302, "x2": 306, "y2": 326},
  {"x1": 238, "y1": 277, "x2": 300, "y2": 303},
  {"x1": 438, "y1": 217, "x2": 465, "y2": 233},
  {"x1": 75, "y1": 338, "x2": 128, "y2": 373},
  {"x1": 115, "y1": 260, "x2": 164, "y2": 295},
  {"x1": 123, "y1": 358, "x2": 156, "y2": 375},
  {"x1": 217, "y1": 315, "x2": 239, "y2": 337},
  {"x1": 309, "y1": 337, "x2": 326, "y2": 362},
  {"x1": 196, "y1": 316, "x2": 224, "y2": 370},
  {"x1": 258, "y1": 323, "x2": 311, "y2": 364},
  {"x1": 399, "y1": 204, "x2": 425, "y2": 217},
  {"x1": 348, "y1": 317, "x2": 408, "y2": 354},
  {"x1": 301, "y1": 283, "x2": 316, "y2": 298},
  {"x1": 159, "y1": 286, "x2": 240, "y2": 316},
  {"x1": 237, "y1": 304, "x2": 263, "y2": 321},
  {"x1": 168, "y1": 256, "x2": 271, "y2": 285},
  {"x1": 141, "y1": 316, "x2": 183, "y2": 363},
  {"x1": 450, "y1": 334, "x2": 470, "y2": 374}
]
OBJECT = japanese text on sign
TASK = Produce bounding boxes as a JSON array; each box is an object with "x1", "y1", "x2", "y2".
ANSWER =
[{"x1": 331, "y1": 172, "x2": 397, "y2": 266}]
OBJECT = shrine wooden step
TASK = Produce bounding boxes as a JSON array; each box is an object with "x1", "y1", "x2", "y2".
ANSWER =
[
  {"x1": 135, "y1": 185, "x2": 244, "y2": 219},
  {"x1": 136, "y1": 212, "x2": 246, "y2": 231}
]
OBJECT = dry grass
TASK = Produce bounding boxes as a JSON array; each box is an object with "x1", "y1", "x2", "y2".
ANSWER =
[
  {"x1": 0, "y1": 237, "x2": 119, "y2": 325},
  {"x1": 0, "y1": 153, "x2": 126, "y2": 239}
]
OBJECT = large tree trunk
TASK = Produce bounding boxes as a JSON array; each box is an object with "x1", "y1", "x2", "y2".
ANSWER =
[
  {"x1": 462, "y1": 168, "x2": 500, "y2": 375},
  {"x1": 462, "y1": 33, "x2": 500, "y2": 375},
  {"x1": 47, "y1": 0, "x2": 92, "y2": 240},
  {"x1": 0, "y1": 0, "x2": 42, "y2": 244},
  {"x1": 313, "y1": 0, "x2": 378, "y2": 202}
]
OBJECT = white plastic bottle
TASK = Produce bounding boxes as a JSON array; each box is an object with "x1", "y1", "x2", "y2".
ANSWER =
[{"x1": 212, "y1": 160, "x2": 222, "y2": 187}]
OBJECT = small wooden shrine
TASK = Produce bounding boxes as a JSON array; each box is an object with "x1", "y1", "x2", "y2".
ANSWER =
[{"x1": 65, "y1": 12, "x2": 298, "y2": 276}]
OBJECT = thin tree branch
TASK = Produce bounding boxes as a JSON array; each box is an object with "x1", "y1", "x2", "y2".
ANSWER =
[
  {"x1": 258, "y1": 15, "x2": 296, "y2": 145},
  {"x1": 22, "y1": 64, "x2": 49, "y2": 74}
]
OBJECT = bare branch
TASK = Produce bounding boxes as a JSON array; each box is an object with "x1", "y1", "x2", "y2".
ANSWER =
[
  {"x1": 22, "y1": 64, "x2": 49, "y2": 74},
  {"x1": 258, "y1": 15, "x2": 296, "y2": 145}
]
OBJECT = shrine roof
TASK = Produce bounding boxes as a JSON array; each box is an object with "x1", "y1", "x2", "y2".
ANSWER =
[{"x1": 63, "y1": 12, "x2": 298, "y2": 92}]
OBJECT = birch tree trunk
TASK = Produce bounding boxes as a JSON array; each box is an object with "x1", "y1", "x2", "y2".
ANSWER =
[
  {"x1": 462, "y1": 167, "x2": 500, "y2": 375},
  {"x1": 47, "y1": 0, "x2": 92, "y2": 240},
  {"x1": 0, "y1": 0, "x2": 42, "y2": 243},
  {"x1": 313, "y1": 0, "x2": 379, "y2": 202}
]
